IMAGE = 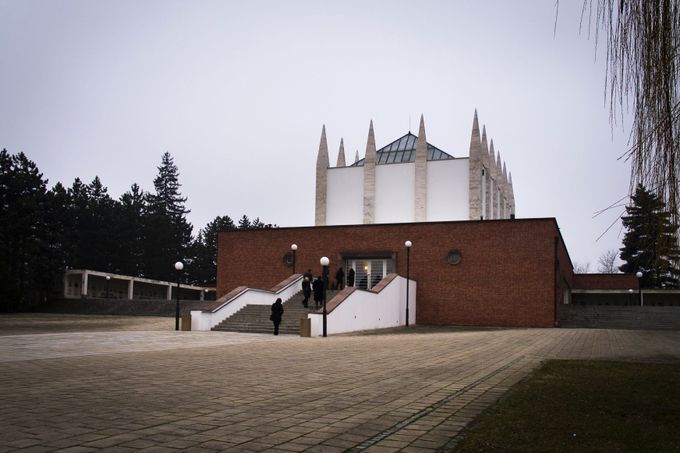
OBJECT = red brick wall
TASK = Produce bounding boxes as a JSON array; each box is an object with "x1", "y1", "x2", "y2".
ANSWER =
[
  {"x1": 573, "y1": 273, "x2": 639, "y2": 290},
  {"x1": 217, "y1": 219, "x2": 564, "y2": 328}
]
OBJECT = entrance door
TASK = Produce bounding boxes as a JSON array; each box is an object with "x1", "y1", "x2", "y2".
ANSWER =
[{"x1": 346, "y1": 258, "x2": 394, "y2": 290}]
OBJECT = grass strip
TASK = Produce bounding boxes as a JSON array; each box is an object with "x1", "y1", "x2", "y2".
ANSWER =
[{"x1": 452, "y1": 360, "x2": 680, "y2": 452}]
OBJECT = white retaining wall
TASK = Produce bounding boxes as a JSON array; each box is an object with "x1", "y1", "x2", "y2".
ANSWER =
[{"x1": 309, "y1": 275, "x2": 416, "y2": 336}]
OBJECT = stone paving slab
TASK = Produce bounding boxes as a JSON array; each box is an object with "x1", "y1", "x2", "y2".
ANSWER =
[{"x1": 1, "y1": 315, "x2": 679, "y2": 452}]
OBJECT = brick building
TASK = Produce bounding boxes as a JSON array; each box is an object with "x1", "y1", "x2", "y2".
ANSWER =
[{"x1": 217, "y1": 218, "x2": 574, "y2": 328}]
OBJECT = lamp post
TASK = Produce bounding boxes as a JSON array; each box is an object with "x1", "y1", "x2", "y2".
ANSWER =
[
  {"x1": 636, "y1": 271, "x2": 643, "y2": 306},
  {"x1": 291, "y1": 244, "x2": 298, "y2": 274},
  {"x1": 320, "y1": 256, "x2": 329, "y2": 337},
  {"x1": 174, "y1": 261, "x2": 184, "y2": 331},
  {"x1": 106, "y1": 275, "x2": 111, "y2": 299},
  {"x1": 405, "y1": 241, "x2": 412, "y2": 326}
]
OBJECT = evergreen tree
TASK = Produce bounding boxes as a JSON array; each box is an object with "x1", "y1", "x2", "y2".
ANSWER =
[
  {"x1": 619, "y1": 184, "x2": 680, "y2": 287},
  {"x1": 0, "y1": 151, "x2": 52, "y2": 309},
  {"x1": 112, "y1": 183, "x2": 147, "y2": 276},
  {"x1": 190, "y1": 215, "x2": 236, "y2": 285},
  {"x1": 238, "y1": 215, "x2": 251, "y2": 229},
  {"x1": 143, "y1": 152, "x2": 193, "y2": 281}
]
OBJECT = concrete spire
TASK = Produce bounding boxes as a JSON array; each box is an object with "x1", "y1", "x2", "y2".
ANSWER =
[
  {"x1": 481, "y1": 125, "x2": 490, "y2": 167},
  {"x1": 363, "y1": 120, "x2": 377, "y2": 223},
  {"x1": 488, "y1": 138, "x2": 497, "y2": 219},
  {"x1": 355, "y1": 150, "x2": 359, "y2": 163},
  {"x1": 503, "y1": 161, "x2": 508, "y2": 183},
  {"x1": 314, "y1": 125, "x2": 329, "y2": 226},
  {"x1": 468, "y1": 109, "x2": 484, "y2": 220},
  {"x1": 336, "y1": 138, "x2": 346, "y2": 167},
  {"x1": 469, "y1": 109, "x2": 481, "y2": 156},
  {"x1": 414, "y1": 114, "x2": 428, "y2": 222}
]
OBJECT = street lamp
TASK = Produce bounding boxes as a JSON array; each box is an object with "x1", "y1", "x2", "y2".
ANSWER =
[
  {"x1": 636, "y1": 271, "x2": 643, "y2": 306},
  {"x1": 291, "y1": 244, "x2": 298, "y2": 274},
  {"x1": 174, "y1": 261, "x2": 184, "y2": 331},
  {"x1": 405, "y1": 241, "x2": 412, "y2": 327},
  {"x1": 320, "y1": 256, "x2": 329, "y2": 337},
  {"x1": 106, "y1": 275, "x2": 111, "y2": 299}
]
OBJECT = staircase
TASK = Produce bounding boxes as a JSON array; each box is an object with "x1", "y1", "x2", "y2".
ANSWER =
[{"x1": 212, "y1": 290, "x2": 340, "y2": 335}]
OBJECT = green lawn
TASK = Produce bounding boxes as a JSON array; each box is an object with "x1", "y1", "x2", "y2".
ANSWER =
[{"x1": 453, "y1": 360, "x2": 680, "y2": 452}]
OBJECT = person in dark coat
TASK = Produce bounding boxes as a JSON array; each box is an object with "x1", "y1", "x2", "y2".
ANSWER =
[
  {"x1": 347, "y1": 267, "x2": 355, "y2": 287},
  {"x1": 270, "y1": 297, "x2": 284, "y2": 335},
  {"x1": 301, "y1": 275, "x2": 311, "y2": 308},
  {"x1": 312, "y1": 276, "x2": 324, "y2": 309},
  {"x1": 334, "y1": 266, "x2": 345, "y2": 290}
]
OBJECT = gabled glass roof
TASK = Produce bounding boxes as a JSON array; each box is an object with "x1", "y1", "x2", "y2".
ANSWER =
[{"x1": 351, "y1": 133, "x2": 455, "y2": 166}]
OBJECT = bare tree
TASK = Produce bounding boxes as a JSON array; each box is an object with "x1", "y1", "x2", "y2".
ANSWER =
[
  {"x1": 574, "y1": 262, "x2": 591, "y2": 273},
  {"x1": 576, "y1": 1, "x2": 680, "y2": 226},
  {"x1": 597, "y1": 249, "x2": 619, "y2": 273}
]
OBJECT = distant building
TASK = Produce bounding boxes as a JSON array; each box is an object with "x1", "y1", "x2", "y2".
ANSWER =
[
  {"x1": 64, "y1": 269, "x2": 216, "y2": 301},
  {"x1": 315, "y1": 111, "x2": 515, "y2": 226}
]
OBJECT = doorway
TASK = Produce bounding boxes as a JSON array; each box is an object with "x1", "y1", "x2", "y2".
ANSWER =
[{"x1": 346, "y1": 258, "x2": 394, "y2": 290}]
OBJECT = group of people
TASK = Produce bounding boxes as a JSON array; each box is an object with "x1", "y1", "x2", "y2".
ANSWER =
[{"x1": 270, "y1": 266, "x2": 357, "y2": 335}]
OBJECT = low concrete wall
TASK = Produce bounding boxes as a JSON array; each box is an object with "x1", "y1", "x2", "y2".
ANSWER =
[
  {"x1": 29, "y1": 298, "x2": 216, "y2": 317},
  {"x1": 559, "y1": 304, "x2": 680, "y2": 330}
]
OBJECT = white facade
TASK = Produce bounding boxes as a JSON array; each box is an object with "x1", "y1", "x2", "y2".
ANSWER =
[
  {"x1": 426, "y1": 159, "x2": 470, "y2": 222},
  {"x1": 326, "y1": 166, "x2": 364, "y2": 225},
  {"x1": 316, "y1": 112, "x2": 514, "y2": 226}
]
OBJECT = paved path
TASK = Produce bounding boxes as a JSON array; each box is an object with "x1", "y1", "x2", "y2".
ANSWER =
[{"x1": 1, "y1": 315, "x2": 679, "y2": 452}]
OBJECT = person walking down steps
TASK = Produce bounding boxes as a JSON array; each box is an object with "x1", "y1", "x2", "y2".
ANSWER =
[{"x1": 270, "y1": 298, "x2": 284, "y2": 335}]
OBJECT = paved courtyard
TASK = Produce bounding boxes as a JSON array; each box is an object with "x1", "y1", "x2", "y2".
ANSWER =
[{"x1": 1, "y1": 314, "x2": 680, "y2": 452}]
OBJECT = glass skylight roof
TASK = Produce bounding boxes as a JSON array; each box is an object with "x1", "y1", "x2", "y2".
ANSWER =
[{"x1": 351, "y1": 133, "x2": 454, "y2": 166}]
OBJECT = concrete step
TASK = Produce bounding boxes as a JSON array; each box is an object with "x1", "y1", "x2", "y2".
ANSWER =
[{"x1": 211, "y1": 290, "x2": 340, "y2": 334}]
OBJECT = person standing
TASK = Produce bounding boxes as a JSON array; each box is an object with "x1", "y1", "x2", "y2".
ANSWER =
[
  {"x1": 270, "y1": 298, "x2": 284, "y2": 335},
  {"x1": 335, "y1": 266, "x2": 345, "y2": 290},
  {"x1": 347, "y1": 267, "x2": 355, "y2": 287},
  {"x1": 301, "y1": 275, "x2": 311, "y2": 308},
  {"x1": 312, "y1": 276, "x2": 324, "y2": 309}
]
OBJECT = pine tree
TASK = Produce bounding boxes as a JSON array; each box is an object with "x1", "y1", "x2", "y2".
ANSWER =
[
  {"x1": 190, "y1": 215, "x2": 236, "y2": 285},
  {"x1": 143, "y1": 152, "x2": 193, "y2": 281},
  {"x1": 619, "y1": 184, "x2": 680, "y2": 287},
  {"x1": 0, "y1": 151, "x2": 52, "y2": 309},
  {"x1": 113, "y1": 183, "x2": 147, "y2": 276},
  {"x1": 238, "y1": 215, "x2": 251, "y2": 229}
]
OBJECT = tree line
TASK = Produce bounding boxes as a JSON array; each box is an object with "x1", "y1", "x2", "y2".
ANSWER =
[{"x1": 0, "y1": 149, "x2": 275, "y2": 310}]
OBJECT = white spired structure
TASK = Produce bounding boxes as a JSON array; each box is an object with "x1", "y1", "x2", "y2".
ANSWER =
[{"x1": 315, "y1": 111, "x2": 516, "y2": 225}]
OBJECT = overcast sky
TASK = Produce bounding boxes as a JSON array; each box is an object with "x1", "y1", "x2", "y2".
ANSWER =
[{"x1": 0, "y1": 0, "x2": 632, "y2": 269}]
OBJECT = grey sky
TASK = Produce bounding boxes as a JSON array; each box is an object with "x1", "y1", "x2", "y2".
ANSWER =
[{"x1": 0, "y1": 0, "x2": 631, "y2": 268}]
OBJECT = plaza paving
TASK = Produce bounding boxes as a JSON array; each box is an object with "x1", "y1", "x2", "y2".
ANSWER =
[{"x1": 1, "y1": 314, "x2": 680, "y2": 452}]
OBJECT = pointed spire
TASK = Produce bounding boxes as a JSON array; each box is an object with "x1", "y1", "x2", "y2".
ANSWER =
[
  {"x1": 496, "y1": 151, "x2": 501, "y2": 170},
  {"x1": 503, "y1": 161, "x2": 508, "y2": 182},
  {"x1": 336, "y1": 138, "x2": 346, "y2": 167},
  {"x1": 317, "y1": 124, "x2": 329, "y2": 166},
  {"x1": 415, "y1": 114, "x2": 427, "y2": 160},
  {"x1": 481, "y1": 125, "x2": 489, "y2": 152},
  {"x1": 363, "y1": 120, "x2": 377, "y2": 224},
  {"x1": 481, "y1": 125, "x2": 490, "y2": 166},
  {"x1": 315, "y1": 124, "x2": 329, "y2": 226},
  {"x1": 364, "y1": 120, "x2": 376, "y2": 165},
  {"x1": 414, "y1": 114, "x2": 428, "y2": 222},
  {"x1": 469, "y1": 109, "x2": 481, "y2": 156},
  {"x1": 489, "y1": 139, "x2": 496, "y2": 167},
  {"x1": 355, "y1": 150, "x2": 359, "y2": 163}
]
